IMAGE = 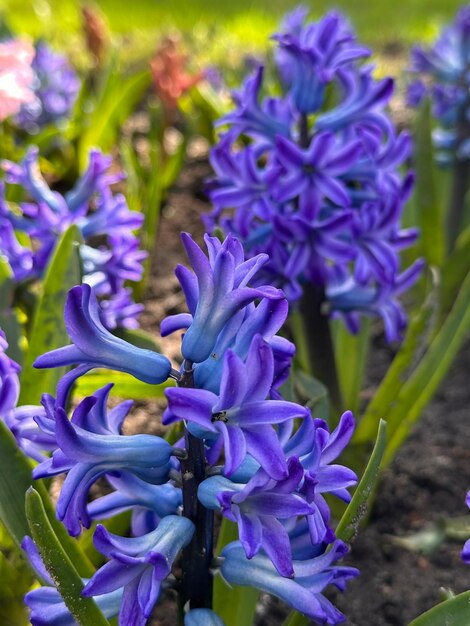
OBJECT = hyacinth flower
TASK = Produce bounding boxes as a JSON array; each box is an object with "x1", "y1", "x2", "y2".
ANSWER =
[
  {"x1": 25, "y1": 232, "x2": 358, "y2": 625},
  {"x1": 35, "y1": 284, "x2": 172, "y2": 384},
  {"x1": 205, "y1": 7, "x2": 423, "y2": 406},
  {"x1": 0, "y1": 328, "x2": 55, "y2": 462},
  {"x1": 0, "y1": 146, "x2": 145, "y2": 329},
  {"x1": 16, "y1": 41, "x2": 79, "y2": 131},
  {"x1": 82, "y1": 516, "x2": 194, "y2": 625},
  {"x1": 408, "y1": 5, "x2": 470, "y2": 247},
  {"x1": 22, "y1": 535, "x2": 123, "y2": 625},
  {"x1": 221, "y1": 541, "x2": 358, "y2": 624}
]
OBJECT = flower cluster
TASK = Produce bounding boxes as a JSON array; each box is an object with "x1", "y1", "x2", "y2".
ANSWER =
[
  {"x1": 0, "y1": 146, "x2": 146, "y2": 329},
  {"x1": 0, "y1": 38, "x2": 37, "y2": 122},
  {"x1": 16, "y1": 42, "x2": 79, "y2": 131},
  {"x1": 23, "y1": 233, "x2": 358, "y2": 625},
  {"x1": 0, "y1": 329, "x2": 55, "y2": 461},
  {"x1": 407, "y1": 6, "x2": 470, "y2": 165},
  {"x1": 205, "y1": 7, "x2": 423, "y2": 341}
]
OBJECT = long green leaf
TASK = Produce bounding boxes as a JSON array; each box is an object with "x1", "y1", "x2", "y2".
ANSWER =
[
  {"x1": 440, "y1": 225, "x2": 470, "y2": 312},
  {"x1": 413, "y1": 98, "x2": 445, "y2": 267},
  {"x1": 75, "y1": 371, "x2": 174, "y2": 399},
  {"x1": 408, "y1": 591, "x2": 470, "y2": 626},
  {"x1": 213, "y1": 519, "x2": 259, "y2": 626},
  {"x1": 354, "y1": 284, "x2": 437, "y2": 445},
  {"x1": 18, "y1": 225, "x2": 82, "y2": 405},
  {"x1": 25, "y1": 488, "x2": 109, "y2": 626},
  {"x1": 333, "y1": 318, "x2": 370, "y2": 415},
  {"x1": 0, "y1": 420, "x2": 95, "y2": 576},
  {"x1": 336, "y1": 420, "x2": 387, "y2": 544},
  {"x1": 281, "y1": 612, "x2": 310, "y2": 626},
  {"x1": 382, "y1": 269, "x2": 470, "y2": 465},
  {"x1": 78, "y1": 68, "x2": 151, "y2": 170}
]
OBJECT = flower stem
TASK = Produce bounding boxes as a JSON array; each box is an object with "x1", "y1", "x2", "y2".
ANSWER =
[
  {"x1": 297, "y1": 114, "x2": 343, "y2": 418},
  {"x1": 298, "y1": 282, "x2": 343, "y2": 419},
  {"x1": 178, "y1": 362, "x2": 214, "y2": 613}
]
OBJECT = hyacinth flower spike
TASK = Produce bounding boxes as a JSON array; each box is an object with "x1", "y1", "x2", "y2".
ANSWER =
[
  {"x1": 34, "y1": 284, "x2": 172, "y2": 384},
  {"x1": 82, "y1": 516, "x2": 195, "y2": 626}
]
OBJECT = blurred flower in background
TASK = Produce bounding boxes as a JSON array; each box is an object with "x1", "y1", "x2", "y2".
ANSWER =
[{"x1": 0, "y1": 39, "x2": 37, "y2": 121}]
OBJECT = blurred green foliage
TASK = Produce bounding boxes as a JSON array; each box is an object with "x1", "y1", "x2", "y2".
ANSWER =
[{"x1": 1, "y1": 0, "x2": 467, "y2": 70}]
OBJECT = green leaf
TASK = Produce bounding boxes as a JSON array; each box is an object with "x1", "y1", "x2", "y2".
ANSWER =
[
  {"x1": 382, "y1": 268, "x2": 470, "y2": 466},
  {"x1": 408, "y1": 590, "x2": 470, "y2": 626},
  {"x1": 213, "y1": 519, "x2": 259, "y2": 626},
  {"x1": 75, "y1": 370, "x2": 174, "y2": 399},
  {"x1": 160, "y1": 135, "x2": 187, "y2": 191},
  {"x1": 78, "y1": 65, "x2": 151, "y2": 170},
  {"x1": 112, "y1": 328, "x2": 160, "y2": 352},
  {"x1": 25, "y1": 488, "x2": 110, "y2": 626},
  {"x1": 0, "y1": 420, "x2": 95, "y2": 577},
  {"x1": 413, "y1": 97, "x2": 445, "y2": 267},
  {"x1": 440, "y1": 225, "x2": 470, "y2": 312},
  {"x1": 293, "y1": 369, "x2": 329, "y2": 420},
  {"x1": 18, "y1": 225, "x2": 82, "y2": 405},
  {"x1": 281, "y1": 612, "x2": 310, "y2": 626},
  {"x1": 354, "y1": 280, "x2": 437, "y2": 446},
  {"x1": 336, "y1": 420, "x2": 387, "y2": 544},
  {"x1": 333, "y1": 318, "x2": 370, "y2": 415}
]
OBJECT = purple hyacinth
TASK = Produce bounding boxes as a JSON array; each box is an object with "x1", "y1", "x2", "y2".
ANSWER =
[
  {"x1": 0, "y1": 328, "x2": 55, "y2": 462},
  {"x1": 22, "y1": 536, "x2": 123, "y2": 625},
  {"x1": 221, "y1": 540, "x2": 358, "y2": 625},
  {"x1": 16, "y1": 42, "x2": 79, "y2": 130},
  {"x1": 164, "y1": 334, "x2": 308, "y2": 479},
  {"x1": 205, "y1": 7, "x2": 422, "y2": 342},
  {"x1": 408, "y1": 6, "x2": 470, "y2": 165},
  {"x1": 82, "y1": 516, "x2": 194, "y2": 626},
  {"x1": 0, "y1": 146, "x2": 145, "y2": 329},
  {"x1": 24, "y1": 231, "x2": 359, "y2": 624}
]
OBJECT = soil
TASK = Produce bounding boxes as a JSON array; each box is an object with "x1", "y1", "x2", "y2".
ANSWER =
[{"x1": 138, "y1": 148, "x2": 470, "y2": 626}]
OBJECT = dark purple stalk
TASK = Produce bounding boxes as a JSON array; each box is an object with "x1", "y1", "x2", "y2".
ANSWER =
[
  {"x1": 297, "y1": 114, "x2": 343, "y2": 416},
  {"x1": 178, "y1": 361, "x2": 214, "y2": 614}
]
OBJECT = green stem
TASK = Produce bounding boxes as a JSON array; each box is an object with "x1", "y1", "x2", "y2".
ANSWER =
[{"x1": 447, "y1": 103, "x2": 470, "y2": 251}]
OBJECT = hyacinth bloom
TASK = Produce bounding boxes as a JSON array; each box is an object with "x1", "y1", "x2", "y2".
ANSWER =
[
  {"x1": 164, "y1": 334, "x2": 308, "y2": 479},
  {"x1": 199, "y1": 458, "x2": 314, "y2": 576},
  {"x1": 150, "y1": 36, "x2": 202, "y2": 111},
  {"x1": 0, "y1": 146, "x2": 145, "y2": 329},
  {"x1": 23, "y1": 232, "x2": 358, "y2": 624},
  {"x1": 82, "y1": 516, "x2": 194, "y2": 626},
  {"x1": 0, "y1": 39, "x2": 37, "y2": 121},
  {"x1": 162, "y1": 232, "x2": 284, "y2": 363},
  {"x1": 0, "y1": 328, "x2": 55, "y2": 462},
  {"x1": 22, "y1": 536, "x2": 123, "y2": 625},
  {"x1": 206, "y1": 8, "x2": 422, "y2": 341},
  {"x1": 408, "y1": 6, "x2": 470, "y2": 164},
  {"x1": 462, "y1": 492, "x2": 470, "y2": 564},
  {"x1": 221, "y1": 541, "x2": 358, "y2": 625},
  {"x1": 16, "y1": 42, "x2": 79, "y2": 130},
  {"x1": 34, "y1": 398, "x2": 174, "y2": 536},
  {"x1": 34, "y1": 284, "x2": 172, "y2": 384}
]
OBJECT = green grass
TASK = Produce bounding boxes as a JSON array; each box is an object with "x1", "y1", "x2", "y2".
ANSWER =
[{"x1": 2, "y1": 0, "x2": 465, "y2": 45}]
